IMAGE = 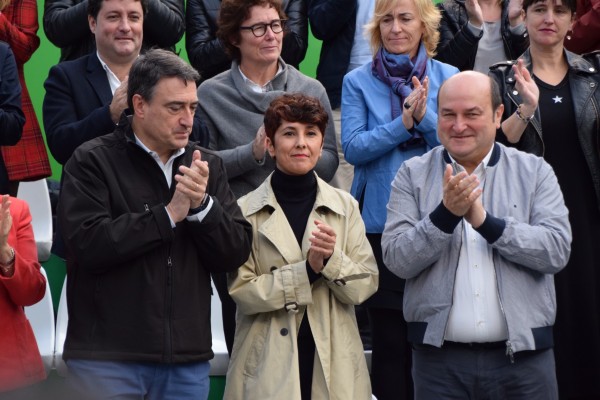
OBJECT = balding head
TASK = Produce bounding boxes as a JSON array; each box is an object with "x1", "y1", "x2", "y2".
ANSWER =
[
  {"x1": 436, "y1": 71, "x2": 504, "y2": 172},
  {"x1": 438, "y1": 71, "x2": 502, "y2": 113}
]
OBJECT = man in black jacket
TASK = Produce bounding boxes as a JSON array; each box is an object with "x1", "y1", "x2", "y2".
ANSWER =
[{"x1": 58, "y1": 48, "x2": 252, "y2": 400}]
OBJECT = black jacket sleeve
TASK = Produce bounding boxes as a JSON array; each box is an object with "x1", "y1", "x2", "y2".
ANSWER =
[
  {"x1": 185, "y1": 0, "x2": 231, "y2": 81},
  {"x1": 143, "y1": 0, "x2": 185, "y2": 49},
  {"x1": 280, "y1": 0, "x2": 308, "y2": 68},
  {"x1": 435, "y1": 1, "x2": 482, "y2": 71},
  {"x1": 307, "y1": 0, "x2": 357, "y2": 41},
  {"x1": 43, "y1": 0, "x2": 91, "y2": 50}
]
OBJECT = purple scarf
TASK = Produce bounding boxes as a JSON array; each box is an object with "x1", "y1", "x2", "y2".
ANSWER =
[{"x1": 371, "y1": 43, "x2": 428, "y2": 120}]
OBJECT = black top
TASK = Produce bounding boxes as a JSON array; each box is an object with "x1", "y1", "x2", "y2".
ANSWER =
[{"x1": 536, "y1": 73, "x2": 600, "y2": 397}]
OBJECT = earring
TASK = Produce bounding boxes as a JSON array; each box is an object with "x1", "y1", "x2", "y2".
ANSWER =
[{"x1": 566, "y1": 30, "x2": 572, "y2": 40}]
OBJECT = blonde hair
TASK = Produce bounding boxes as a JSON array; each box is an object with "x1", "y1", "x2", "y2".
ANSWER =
[
  {"x1": 0, "y1": 0, "x2": 10, "y2": 12},
  {"x1": 366, "y1": 0, "x2": 441, "y2": 58}
]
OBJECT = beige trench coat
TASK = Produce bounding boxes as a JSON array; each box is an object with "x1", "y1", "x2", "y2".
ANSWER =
[{"x1": 224, "y1": 174, "x2": 378, "y2": 400}]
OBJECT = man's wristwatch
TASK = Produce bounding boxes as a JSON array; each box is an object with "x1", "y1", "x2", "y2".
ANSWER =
[{"x1": 188, "y1": 194, "x2": 211, "y2": 216}]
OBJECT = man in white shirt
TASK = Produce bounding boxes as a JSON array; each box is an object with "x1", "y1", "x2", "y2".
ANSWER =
[
  {"x1": 382, "y1": 71, "x2": 571, "y2": 399},
  {"x1": 43, "y1": 0, "x2": 144, "y2": 168},
  {"x1": 58, "y1": 48, "x2": 252, "y2": 400}
]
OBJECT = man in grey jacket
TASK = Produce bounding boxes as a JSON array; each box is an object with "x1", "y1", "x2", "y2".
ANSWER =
[{"x1": 382, "y1": 71, "x2": 571, "y2": 399}]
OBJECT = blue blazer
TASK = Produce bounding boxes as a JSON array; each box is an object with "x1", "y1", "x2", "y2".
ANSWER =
[
  {"x1": 43, "y1": 54, "x2": 209, "y2": 166},
  {"x1": 0, "y1": 41, "x2": 26, "y2": 193},
  {"x1": 43, "y1": 53, "x2": 116, "y2": 165}
]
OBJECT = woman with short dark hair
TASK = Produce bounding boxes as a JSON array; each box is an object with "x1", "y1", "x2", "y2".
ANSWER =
[{"x1": 224, "y1": 93, "x2": 377, "y2": 400}]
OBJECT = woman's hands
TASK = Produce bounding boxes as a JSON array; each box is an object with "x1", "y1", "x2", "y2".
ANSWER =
[
  {"x1": 402, "y1": 76, "x2": 429, "y2": 130},
  {"x1": 512, "y1": 59, "x2": 539, "y2": 117},
  {"x1": 307, "y1": 220, "x2": 336, "y2": 274},
  {"x1": 0, "y1": 195, "x2": 12, "y2": 249},
  {"x1": 507, "y1": 0, "x2": 525, "y2": 26},
  {"x1": 465, "y1": 0, "x2": 484, "y2": 27},
  {"x1": 253, "y1": 125, "x2": 268, "y2": 161},
  {"x1": 0, "y1": 195, "x2": 14, "y2": 276}
]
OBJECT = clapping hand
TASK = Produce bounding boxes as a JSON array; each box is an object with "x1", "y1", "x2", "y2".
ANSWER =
[
  {"x1": 402, "y1": 76, "x2": 429, "y2": 129},
  {"x1": 167, "y1": 150, "x2": 210, "y2": 222},
  {"x1": 465, "y1": 0, "x2": 484, "y2": 27},
  {"x1": 512, "y1": 59, "x2": 539, "y2": 117},
  {"x1": 507, "y1": 0, "x2": 524, "y2": 26},
  {"x1": 0, "y1": 195, "x2": 12, "y2": 247},
  {"x1": 442, "y1": 164, "x2": 482, "y2": 218},
  {"x1": 307, "y1": 220, "x2": 336, "y2": 274}
]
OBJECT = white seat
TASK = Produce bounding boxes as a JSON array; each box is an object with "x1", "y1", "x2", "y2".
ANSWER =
[
  {"x1": 209, "y1": 278, "x2": 229, "y2": 376},
  {"x1": 24, "y1": 267, "x2": 55, "y2": 373},
  {"x1": 17, "y1": 179, "x2": 53, "y2": 262},
  {"x1": 54, "y1": 278, "x2": 230, "y2": 377},
  {"x1": 54, "y1": 276, "x2": 68, "y2": 377}
]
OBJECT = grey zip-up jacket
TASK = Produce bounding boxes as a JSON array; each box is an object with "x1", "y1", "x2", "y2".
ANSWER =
[{"x1": 382, "y1": 143, "x2": 571, "y2": 355}]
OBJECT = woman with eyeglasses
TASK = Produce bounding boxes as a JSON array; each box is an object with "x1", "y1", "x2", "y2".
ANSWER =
[
  {"x1": 186, "y1": 0, "x2": 307, "y2": 83},
  {"x1": 196, "y1": 0, "x2": 339, "y2": 363}
]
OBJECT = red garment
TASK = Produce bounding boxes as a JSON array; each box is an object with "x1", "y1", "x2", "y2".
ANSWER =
[
  {"x1": 0, "y1": 1, "x2": 52, "y2": 182},
  {"x1": 0, "y1": 196, "x2": 46, "y2": 392},
  {"x1": 564, "y1": 0, "x2": 600, "y2": 54}
]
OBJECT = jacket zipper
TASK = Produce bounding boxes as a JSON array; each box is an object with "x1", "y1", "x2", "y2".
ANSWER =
[
  {"x1": 493, "y1": 260, "x2": 514, "y2": 363},
  {"x1": 165, "y1": 253, "x2": 173, "y2": 362}
]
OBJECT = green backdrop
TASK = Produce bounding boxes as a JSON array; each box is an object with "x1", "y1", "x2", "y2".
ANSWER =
[{"x1": 25, "y1": 4, "x2": 322, "y2": 182}]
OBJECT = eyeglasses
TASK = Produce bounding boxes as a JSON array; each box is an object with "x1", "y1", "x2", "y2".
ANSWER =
[{"x1": 239, "y1": 19, "x2": 286, "y2": 37}]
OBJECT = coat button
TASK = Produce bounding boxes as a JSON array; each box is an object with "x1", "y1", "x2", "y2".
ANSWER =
[
  {"x1": 590, "y1": 68, "x2": 596, "y2": 72},
  {"x1": 507, "y1": 77, "x2": 513, "y2": 82},
  {"x1": 280, "y1": 328, "x2": 288, "y2": 336},
  {"x1": 512, "y1": 90, "x2": 519, "y2": 96},
  {"x1": 591, "y1": 82, "x2": 597, "y2": 88},
  {"x1": 270, "y1": 266, "x2": 277, "y2": 272}
]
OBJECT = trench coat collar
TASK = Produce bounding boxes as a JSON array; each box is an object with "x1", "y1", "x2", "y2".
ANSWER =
[{"x1": 243, "y1": 172, "x2": 347, "y2": 218}]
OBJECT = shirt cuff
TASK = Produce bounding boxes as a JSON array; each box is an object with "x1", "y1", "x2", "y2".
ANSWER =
[
  {"x1": 468, "y1": 21, "x2": 484, "y2": 34},
  {"x1": 186, "y1": 196, "x2": 214, "y2": 223},
  {"x1": 509, "y1": 23, "x2": 526, "y2": 35},
  {"x1": 255, "y1": 154, "x2": 266, "y2": 165},
  {"x1": 166, "y1": 207, "x2": 176, "y2": 228}
]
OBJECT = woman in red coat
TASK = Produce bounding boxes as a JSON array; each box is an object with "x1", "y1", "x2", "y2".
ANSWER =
[{"x1": 0, "y1": 194, "x2": 46, "y2": 393}]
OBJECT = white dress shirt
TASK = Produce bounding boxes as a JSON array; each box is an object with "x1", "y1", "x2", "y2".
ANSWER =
[{"x1": 444, "y1": 146, "x2": 509, "y2": 343}]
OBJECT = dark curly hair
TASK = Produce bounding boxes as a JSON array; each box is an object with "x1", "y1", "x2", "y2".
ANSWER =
[
  {"x1": 217, "y1": 0, "x2": 286, "y2": 62},
  {"x1": 264, "y1": 93, "x2": 329, "y2": 143}
]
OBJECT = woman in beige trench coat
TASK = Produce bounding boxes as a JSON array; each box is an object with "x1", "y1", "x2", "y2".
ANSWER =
[{"x1": 224, "y1": 93, "x2": 379, "y2": 400}]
